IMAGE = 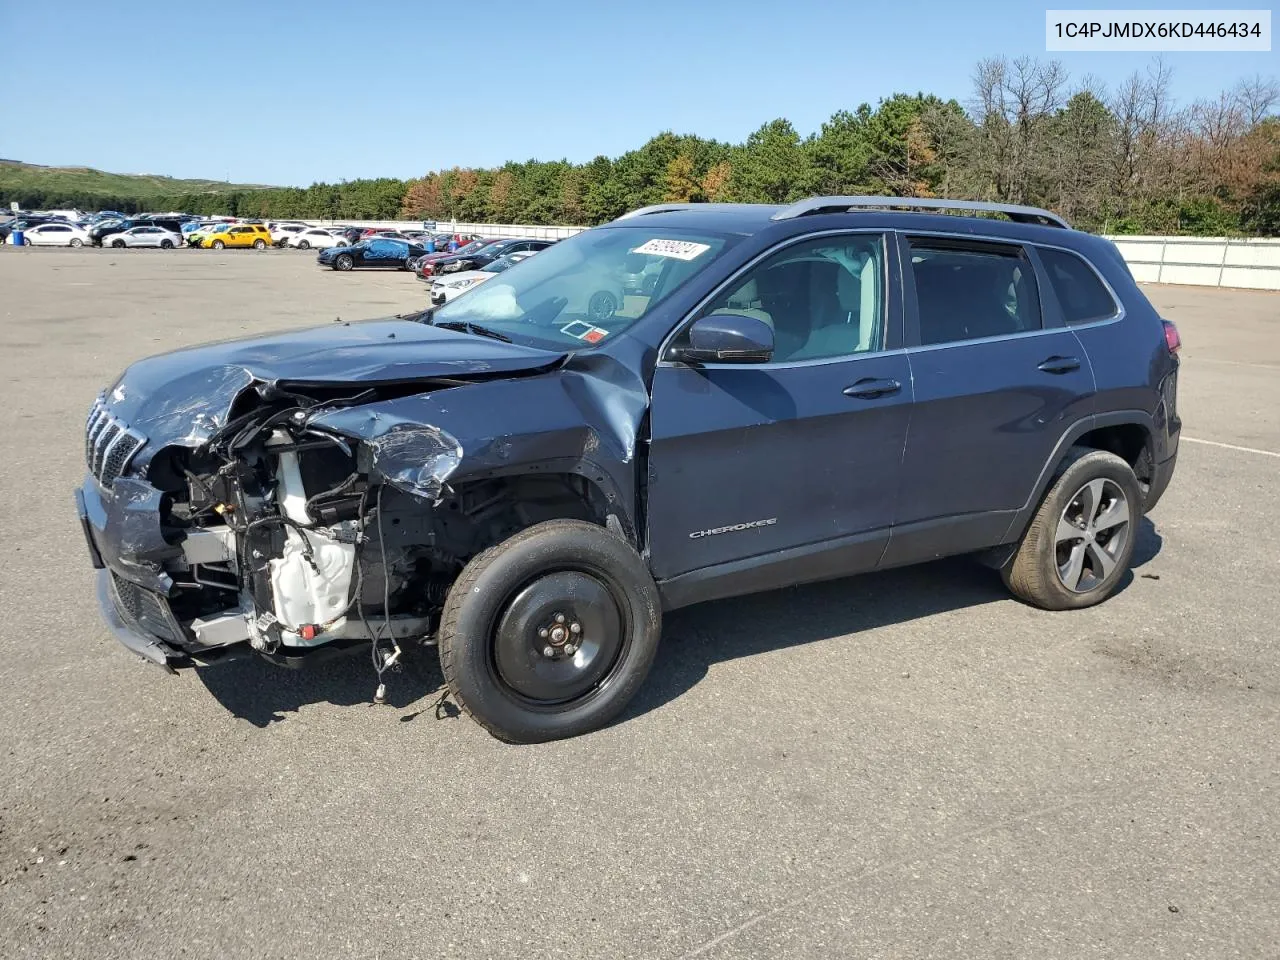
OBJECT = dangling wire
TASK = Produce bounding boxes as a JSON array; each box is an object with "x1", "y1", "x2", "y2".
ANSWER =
[{"x1": 368, "y1": 483, "x2": 401, "y2": 703}]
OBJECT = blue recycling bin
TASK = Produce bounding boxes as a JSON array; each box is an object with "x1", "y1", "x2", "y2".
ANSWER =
[
  {"x1": 11, "y1": 230, "x2": 24, "y2": 246},
  {"x1": 425, "y1": 240, "x2": 436, "y2": 253}
]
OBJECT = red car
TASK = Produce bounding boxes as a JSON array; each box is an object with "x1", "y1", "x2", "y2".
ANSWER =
[{"x1": 414, "y1": 238, "x2": 498, "y2": 279}]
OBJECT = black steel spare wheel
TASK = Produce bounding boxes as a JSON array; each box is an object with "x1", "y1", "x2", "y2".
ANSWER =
[
  {"x1": 439, "y1": 519, "x2": 661, "y2": 743},
  {"x1": 494, "y1": 570, "x2": 623, "y2": 703}
]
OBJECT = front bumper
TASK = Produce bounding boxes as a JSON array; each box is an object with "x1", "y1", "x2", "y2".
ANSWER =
[
  {"x1": 77, "y1": 476, "x2": 193, "y2": 669},
  {"x1": 96, "y1": 569, "x2": 185, "y2": 672}
]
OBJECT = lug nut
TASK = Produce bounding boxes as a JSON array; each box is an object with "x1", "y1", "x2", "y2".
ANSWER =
[
  {"x1": 555, "y1": 613, "x2": 566, "y2": 624},
  {"x1": 543, "y1": 646, "x2": 555, "y2": 658},
  {"x1": 570, "y1": 622, "x2": 581, "y2": 634},
  {"x1": 538, "y1": 628, "x2": 548, "y2": 638},
  {"x1": 564, "y1": 644, "x2": 577, "y2": 655}
]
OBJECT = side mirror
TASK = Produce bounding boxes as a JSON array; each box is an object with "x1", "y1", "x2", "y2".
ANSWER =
[{"x1": 672, "y1": 313, "x2": 774, "y2": 364}]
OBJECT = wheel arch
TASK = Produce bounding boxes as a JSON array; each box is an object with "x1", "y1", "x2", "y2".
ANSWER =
[
  {"x1": 447, "y1": 460, "x2": 638, "y2": 552},
  {"x1": 1001, "y1": 411, "x2": 1156, "y2": 546}
]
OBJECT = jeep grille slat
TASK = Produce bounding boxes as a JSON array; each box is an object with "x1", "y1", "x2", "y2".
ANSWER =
[{"x1": 84, "y1": 397, "x2": 146, "y2": 489}]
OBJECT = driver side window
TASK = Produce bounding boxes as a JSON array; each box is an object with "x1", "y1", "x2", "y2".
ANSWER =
[{"x1": 697, "y1": 234, "x2": 885, "y2": 363}]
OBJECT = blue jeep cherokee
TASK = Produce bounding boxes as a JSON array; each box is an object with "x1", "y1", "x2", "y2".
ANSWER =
[{"x1": 77, "y1": 196, "x2": 1180, "y2": 742}]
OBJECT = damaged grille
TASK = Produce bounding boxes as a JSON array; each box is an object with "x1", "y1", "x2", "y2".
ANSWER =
[
  {"x1": 110, "y1": 573, "x2": 184, "y2": 646},
  {"x1": 85, "y1": 398, "x2": 146, "y2": 488}
]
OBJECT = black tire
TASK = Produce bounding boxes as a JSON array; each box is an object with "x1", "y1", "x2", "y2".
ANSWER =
[
  {"x1": 439, "y1": 519, "x2": 661, "y2": 743},
  {"x1": 587, "y1": 290, "x2": 619, "y2": 321},
  {"x1": 211, "y1": 239, "x2": 225, "y2": 250},
  {"x1": 160, "y1": 239, "x2": 173, "y2": 249},
  {"x1": 335, "y1": 254, "x2": 354, "y2": 271},
  {"x1": 111, "y1": 239, "x2": 125, "y2": 249},
  {"x1": 69, "y1": 237, "x2": 83, "y2": 248},
  {"x1": 297, "y1": 239, "x2": 310, "y2": 249},
  {"x1": 253, "y1": 238, "x2": 266, "y2": 250},
  {"x1": 1002, "y1": 447, "x2": 1142, "y2": 611}
]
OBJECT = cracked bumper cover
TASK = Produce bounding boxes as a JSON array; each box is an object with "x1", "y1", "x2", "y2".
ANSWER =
[{"x1": 77, "y1": 476, "x2": 190, "y2": 670}]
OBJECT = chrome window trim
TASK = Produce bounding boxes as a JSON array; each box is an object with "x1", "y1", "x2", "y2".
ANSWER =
[
  {"x1": 657, "y1": 228, "x2": 893, "y2": 368},
  {"x1": 900, "y1": 229, "x2": 1127, "y2": 351}
]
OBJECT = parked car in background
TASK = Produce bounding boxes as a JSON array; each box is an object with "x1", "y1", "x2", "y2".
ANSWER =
[
  {"x1": 428, "y1": 251, "x2": 535, "y2": 304},
  {"x1": 270, "y1": 223, "x2": 308, "y2": 247},
  {"x1": 288, "y1": 227, "x2": 346, "y2": 250},
  {"x1": 431, "y1": 237, "x2": 556, "y2": 275},
  {"x1": 199, "y1": 223, "x2": 273, "y2": 249},
  {"x1": 413, "y1": 238, "x2": 498, "y2": 278},
  {"x1": 136, "y1": 216, "x2": 190, "y2": 235},
  {"x1": 89, "y1": 219, "x2": 136, "y2": 246},
  {"x1": 185, "y1": 222, "x2": 226, "y2": 247},
  {"x1": 317, "y1": 237, "x2": 427, "y2": 270},
  {"x1": 104, "y1": 225, "x2": 183, "y2": 249},
  {"x1": 12, "y1": 222, "x2": 93, "y2": 246}
]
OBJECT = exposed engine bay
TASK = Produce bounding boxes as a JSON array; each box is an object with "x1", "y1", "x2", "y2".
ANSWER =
[{"x1": 144, "y1": 380, "x2": 610, "y2": 689}]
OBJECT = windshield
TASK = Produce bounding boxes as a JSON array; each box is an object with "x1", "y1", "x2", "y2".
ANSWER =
[{"x1": 433, "y1": 226, "x2": 735, "y2": 349}]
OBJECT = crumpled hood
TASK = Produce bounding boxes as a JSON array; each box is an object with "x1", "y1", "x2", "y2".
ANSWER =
[{"x1": 103, "y1": 318, "x2": 566, "y2": 448}]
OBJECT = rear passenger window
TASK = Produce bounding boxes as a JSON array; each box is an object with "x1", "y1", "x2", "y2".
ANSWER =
[
  {"x1": 909, "y1": 241, "x2": 1041, "y2": 346},
  {"x1": 1038, "y1": 247, "x2": 1118, "y2": 324}
]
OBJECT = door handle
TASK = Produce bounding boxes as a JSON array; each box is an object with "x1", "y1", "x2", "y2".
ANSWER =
[
  {"x1": 1038, "y1": 356, "x2": 1081, "y2": 374},
  {"x1": 843, "y1": 378, "x2": 902, "y2": 399}
]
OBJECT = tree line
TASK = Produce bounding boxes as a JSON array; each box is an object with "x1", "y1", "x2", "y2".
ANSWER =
[{"x1": 6, "y1": 58, "x2": 1277, "y2": 235}]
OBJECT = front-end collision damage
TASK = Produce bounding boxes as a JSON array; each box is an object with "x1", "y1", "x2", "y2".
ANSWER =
[
  {"x1": 361, "y1": 423, "x2": 463, "y2": 503},
  {"x1": 82, "y1": 327, "x2": 651, "y2": 692}
]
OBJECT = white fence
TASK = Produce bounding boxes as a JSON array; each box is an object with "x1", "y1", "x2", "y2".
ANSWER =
[
  {"x1": 300, "y1": 219, "x2": 586, "y2": 241},
  {"x1": 1106, "y1": 236, "x2": 1280, "y2": 291},
  {"x1": 296, "y1": 218, "x2": 1280, "y2": 291}
]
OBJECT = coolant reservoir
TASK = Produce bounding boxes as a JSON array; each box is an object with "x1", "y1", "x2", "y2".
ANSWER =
[
  {"x1": 269, "y1": 531, "x2": 355, "y2": 646},
  {"x1": 266, "y1": 432, "x2": 356, "y2": 646}
]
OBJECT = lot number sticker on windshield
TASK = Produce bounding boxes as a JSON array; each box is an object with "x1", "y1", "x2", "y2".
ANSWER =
[
  {"x1": 561, "y1": 320, "x2": 609, "y2": 343},
  {"x1": 631, "y1": 238, "x2": 711, "y2": 261}
]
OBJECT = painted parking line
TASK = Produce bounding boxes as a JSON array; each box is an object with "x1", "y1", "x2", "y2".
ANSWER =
[
  {"x1": 1182, "y1": 436, "x2": 1280, "y2": 458},
  {"x1": 1189, "y1": 357, "x2": 1280, "y2": 371}
]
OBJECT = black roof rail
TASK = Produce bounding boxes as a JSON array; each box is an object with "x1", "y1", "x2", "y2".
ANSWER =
[{"x1": 770, "y1": 195, "x2": 1071, "y2": 229}]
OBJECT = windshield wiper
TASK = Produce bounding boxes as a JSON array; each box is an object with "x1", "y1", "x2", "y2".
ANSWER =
[
  {"x1": 398, "y1": 307, "x2": 434, "y2": 324},
  {"x1": 434, "y1": 320, "x2": 513, "y2": 343}
]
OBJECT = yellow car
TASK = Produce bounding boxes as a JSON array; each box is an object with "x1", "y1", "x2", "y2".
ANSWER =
[{"x1": 200, "y1": 223, "x2": 272, "y2": 250}]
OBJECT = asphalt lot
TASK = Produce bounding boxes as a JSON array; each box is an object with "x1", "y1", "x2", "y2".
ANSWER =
[{"x1": 1, "y1": 247, "x2": 1277, "y2": 959}]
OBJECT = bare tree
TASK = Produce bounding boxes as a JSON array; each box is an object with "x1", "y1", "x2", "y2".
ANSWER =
[
  {"x1": 1107, "y1": 57, "x2": 1189, "y2": 220},
  {"x1": 970, "y1": 56, "x2": 1069, "y2": 203},
  {"x1": 1234, "y1": 74, "x2": 1280, "y2": 126}
]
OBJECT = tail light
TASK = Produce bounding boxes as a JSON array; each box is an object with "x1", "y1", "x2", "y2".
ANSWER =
[{"x1": 1162, "y1": 319, "x2": 1182, "y2": 354}]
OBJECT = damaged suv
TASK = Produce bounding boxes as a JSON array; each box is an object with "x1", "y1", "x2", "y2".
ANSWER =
[{"x1": 76, "y1": 196, "x2": 1180, "y2": 742}]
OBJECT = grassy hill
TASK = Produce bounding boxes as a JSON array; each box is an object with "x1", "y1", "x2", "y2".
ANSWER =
[{"x1": 0, "y1": 160, "x2": 277, "y2": 203}]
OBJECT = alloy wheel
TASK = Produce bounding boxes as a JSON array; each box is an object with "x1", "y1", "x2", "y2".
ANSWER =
[{"x1": 1054, "y1": 478, "x2": 1131, "y2": 592}]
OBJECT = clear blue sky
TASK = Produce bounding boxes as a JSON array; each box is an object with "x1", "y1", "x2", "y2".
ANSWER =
[{"x1": 1, "y1": 0, "x2": 1275, "y2": 185}]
